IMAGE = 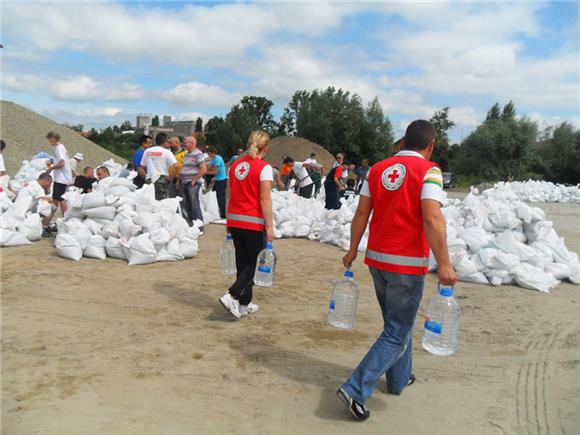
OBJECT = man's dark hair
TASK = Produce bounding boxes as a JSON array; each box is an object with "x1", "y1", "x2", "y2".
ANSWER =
[
  {"x1": 404, "y1": 120, "x2": 436, "y2": 151},
  {"x1": 96, "y1": 166, "x2": 110, "y2": 175},
  {"x1": 346, "y1": 178, "x2": 355, "y2": 188},
  {"x1": 283, "y1": 157, "x2": 294, "y2": 164},
  {"x1": 155, "y1": 132, "x2": 168, "y2": 146},
  {"x1": 310, "y1": 152, "x2": 316, "y2": 158},
  {"x1": 83, "y1": 166, "x2": 93, "y2": 174},
  {"x1": 38, "y1": 172, "x2": 52, "y2": 181},
  {"x1": 0, "y1": 139, "x2": 5, "y2": 151},
  {"x1": 126, "y1": 163, "x2": 135, "y2": 170},
  {"x1": 139, "y1": 134, "x2": 152, "y2": 146},
  {"x1": 208, "y1": 146, "x2": 218, "y2": 154}
]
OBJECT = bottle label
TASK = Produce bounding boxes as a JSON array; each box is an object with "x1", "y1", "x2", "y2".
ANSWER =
[
  {"x1": 257, "y1": 266, "x2": 272, "y2": 273},
  {"x1": 424, "y1": 318, "x2": 442, "y2": 334},
  {"x1": 329, "y1": 300, "x2": 336, "y2": 311}
]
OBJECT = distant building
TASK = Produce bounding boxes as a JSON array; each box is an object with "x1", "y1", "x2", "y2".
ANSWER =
[
  {"x1": 164, "y1": 120, "x2": 195, "y2": 137},
  {"x1": 163, "y1": 115, "x2": 172, "y2": 126},
  {"x1": 136, "y1": 114, "x2": 151, "y2": 131}
]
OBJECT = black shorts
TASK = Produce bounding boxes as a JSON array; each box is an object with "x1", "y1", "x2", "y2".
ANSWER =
[{"x1": 52, "y1": 182, "x2": 67, "y2": 202}]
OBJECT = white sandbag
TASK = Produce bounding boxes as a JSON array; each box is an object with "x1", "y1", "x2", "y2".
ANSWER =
[
  {"x1": 37, "y1": 198, "x2": 52, "y2": 217},
  {"x1": 55, "y1": 233, "x2": 83, "y2": 261},
  {"x1": 1, "y1": 214, "x2": 20, "y2": 230},
  {"x1": 83, "y1": 235, "x2": 107, "y2": 260},
  {"x1": 18, "y1": 213, "x2": 43, "y2": 241},
  {"x1": 0, "y1": 228, "x2": 33, "y2": 247},
  {"x1": 128, "y1": 234, "x2": 157, "y2": 266},
  {"x1": 82, "y1": 206, "x2": 116, "y2": 220},
  {"x1": 119, "y1": 218, "x2": 142, "y2": 240},
  {"x1": 104, "y1": 185, "x2": 132, "y2": 197},
  {"x1": 84, "y1": 219, "x2": 104, "y2": 236},
  {"x1": 492, "y1": 230, "x2": 538, "y2": 262},
  {"x1": 489, "y1": 252, "x2": 520, "y2": 272},
  {"x1": 530, "y1": 207, "x2": 546, "y2": 222},
  {"x1": 569, "y1": 262, "x2": 580, "y2": 285},
  {"x1": 156, "y1": 239, "x2": 185, "y2": 262},
  {"x1": 487, "y1": 210, "x2": 520, "y2": 231},
  {"x1": 524, "y1": 221, "x2": 553, "y2": 243},
  {"x1": 459, "y1": 227, "x2": 492, "y2": 253},
  {"x1": 455, "y1": 256, "x2": 489, "y2": 284},
  {"x1": 512, "y1": 263, "x2": 559, "y2": 293},
  {"x1": 150, "y1": 227, "x2": 171, "y2": 249},
  {"x1": 82, "y1": 191, "x2": 106, "y2": 209},
  {"x1": 101, "y1": 222, "x2": 120, "y2": 239},
  {"x1": 105, "y1": 237, "x2": 126, "y2": 260},
  {"x1": 71, "y1": 225, "x2": 93, "y2": 250},
  {"x1": 5, "y1": 195, "x2": 32, "y2": 220},
  {"x1": 134, "y1": 212, "x2": 157, "y2": 231},
  {"x1": 179, "y1": 237, "x2": 198, "y2": 258},
  {"x1": 545, "y1": 263, "x2": 571, "y2": 280},
  {"x1": 64, "y1": 207, "x2": 84, "y2": 220},
  {"x1": 516, "y1": 203, "x2": 533, "y2": 224}
]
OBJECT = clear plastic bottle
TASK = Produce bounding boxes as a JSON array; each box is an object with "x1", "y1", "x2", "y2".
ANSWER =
[
  {"x1": 422, "y1": 285, "x2": 461, "y2": 356},
  {"x1": 254, "y1": 242, "x2": 276, "y2": 287},
  {"x1": 328, "y1": 269, "x2": 360, "y2": 329},
  {"x1": 220, "y1": 234, "x2": 236, "y2": 277}
]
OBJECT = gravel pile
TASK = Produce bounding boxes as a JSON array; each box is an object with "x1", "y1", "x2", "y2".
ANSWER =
[{"x1": 0, "y1": 100, "x2": 126, "y2": 174}]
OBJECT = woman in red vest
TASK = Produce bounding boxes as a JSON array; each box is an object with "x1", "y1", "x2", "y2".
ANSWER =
[{"x1": 219, "y1": 131, "x2": 274, "y2": 319}]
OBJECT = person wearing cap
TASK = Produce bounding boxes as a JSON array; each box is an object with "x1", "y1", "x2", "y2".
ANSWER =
[
  {"x1": 219, "y1": 130, "x2": 274, "y2": 320},
  {"x1": 305, "y1": 152, "x2": 324, "y2": 197},
  {"x1": 226, "y1": 148, "x2": 244, "y2": 169},
  {"x1": 355, "y1": 159, "x2": 370, "y2": 192},
  {"x1": 69, "y1": 152, "x2": 84, "y2": 179},
  {"x1": 336, "y1": 120, "x2": 456, "y2": 421}
]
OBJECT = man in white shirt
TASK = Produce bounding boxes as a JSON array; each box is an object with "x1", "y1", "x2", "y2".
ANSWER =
[
  {"x1": 46, "y1": 131, "x2": 72, "y2": 214},
  {"x1": 139, "y1": 132, "x2": 178, "y2": 200},
  {"x1": 0, "y1": 139, "x2": 6, "y2": 176},
  {"x1": 16, "y1": 172, "x2": 56, "y2": 235},
  {"x1": 284, "y1": 157, "x2": 316, "y2": 199},
  {"x1": 69, "y1": 153, "x2": 84, "y2": 178},
  {"x1": 304, "y1": 152, "x2": 324, "y2": 197}
]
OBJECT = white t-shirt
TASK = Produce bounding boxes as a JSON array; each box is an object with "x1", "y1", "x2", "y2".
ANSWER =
[
  {"x1": 260, "y1": 164, "x2": 274, "y2": 182},
  {"x1": 359, "y1": 151, "x2": 444, "y2": 204},
  {"x1": 53, "y1": 143, "x2": 72, "y2": 184},
  {"x1": 140, "y1": 146, "x2": 178, "y2": 179},
  {"x1": 16, "y1": 179, "x2": 46, "y2": 211},
  {"x1": 0, "y1": 154, "x2": 5, "y2": 173},
  {"x1": 304, "y1": 158, "x2": 322, "y2": 169},
  {"x1": 293, "y1": 162, "x2": 313, "y2": 187},
  {"x1": 70, "y1": 158, "x2": 79, "y2": 175}
]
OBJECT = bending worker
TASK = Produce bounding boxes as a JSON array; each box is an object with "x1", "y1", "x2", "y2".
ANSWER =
[
  {"x1": 337, "y1": 119, "x2": 457, "y2": 421},
  {"x1": 219, "y1": 131, "x2": 274, "y2": 320}
]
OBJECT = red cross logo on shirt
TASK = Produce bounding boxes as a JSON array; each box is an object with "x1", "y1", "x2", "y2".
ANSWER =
[
  {"x1": 388, "y1": 170, "x2": 400, "y2": 184},
  {"x1": 239, "y1": 166, "x2": 247, "y2": 175},
  {"x1": 235, "y1": 162, "x2": 250, "y2": 180}
]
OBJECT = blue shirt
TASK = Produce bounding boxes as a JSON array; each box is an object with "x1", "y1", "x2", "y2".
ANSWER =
[
  {"x1": 133, "y1": 148, "x2": 145, "y2": 167},
  {"x1": 211, "y1": 155, "x2": 227, "y2": 181}
]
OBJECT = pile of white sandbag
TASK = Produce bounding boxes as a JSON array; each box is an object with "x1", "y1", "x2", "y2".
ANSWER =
[
  {"x1": 486, "y1": 180, "x2": 580, "y2": 203},
  {"x1": 54, "y1": 179, "x2": 201, "y2": 264},
  {"x1": 0, "y1": 189, "x2": 44, "y2": 247},
  {"x1": 442, "y1": 189, "x2": 579, "y2": 292},
  {"x1": 11, "y1": 158, "x2": 49, "y2": 192}
]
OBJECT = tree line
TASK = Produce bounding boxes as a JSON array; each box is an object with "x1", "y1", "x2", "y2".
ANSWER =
[{"x1": 83, "y1": 88, "x2": 579, "y2": 184}]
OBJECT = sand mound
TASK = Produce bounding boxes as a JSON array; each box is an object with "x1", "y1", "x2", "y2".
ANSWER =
[
  {"x1": 264, "y1": 136, "x2": 336, "y2": 170},
  {"x1": 0, "y1": 100, "x2": 125, "y2": 174}
]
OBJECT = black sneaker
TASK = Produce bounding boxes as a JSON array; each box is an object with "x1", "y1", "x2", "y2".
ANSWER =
[
  {"x1": 42, "y1": 229, "x2": 55, "y2": 238},
  {"x1": 337, "y1": 388, "x2": 370, "y2": 421},
  {"x1": 387, "y1": 374, "x2": 416, "y2": 395}
]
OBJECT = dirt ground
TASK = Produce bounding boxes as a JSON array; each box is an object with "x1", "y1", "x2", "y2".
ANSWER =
[{"x1": 2, "y1": 199, "x2": 579, "y2": 434}]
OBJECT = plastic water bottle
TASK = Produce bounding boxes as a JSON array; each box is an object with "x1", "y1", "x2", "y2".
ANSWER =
[
  {"x1": 422, "y1": 284, "x2": 461, "y2": 356},
  {"x1": 254, "y1": 242, "x2": 275, "y2": 287},
  {"x1": 220, "y1": 234, "x2": 236, "y2": 276},
  {"x1": 328, "y1": 269, "x2": 360, "y2": 329}
]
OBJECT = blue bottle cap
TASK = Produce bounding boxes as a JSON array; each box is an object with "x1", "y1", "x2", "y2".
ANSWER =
[
  {"x1": 226, "y1": 234, "x2": 233, "y2": 240},
  {"x1": 344, "y1": 270, "x2": 354, "y2": 278},
  {"x1": 266, "y1": 242, "x2": 273, "y2": 249},
  {"x1": 439, "y1": 287, "x2": 453, "y2": 297}
]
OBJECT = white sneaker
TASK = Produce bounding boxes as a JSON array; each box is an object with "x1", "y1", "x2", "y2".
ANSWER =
[
  {"x1": 219, "y1": 293, "x2": 241, "y2": 319},
  {"x1": 239, "y1": 302, "x2": 259, "y2": 317}
]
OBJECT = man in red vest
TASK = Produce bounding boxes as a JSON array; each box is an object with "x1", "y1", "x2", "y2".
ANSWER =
[{"x1": 337, "y1": 120, "x2": 457, "y2": 421}]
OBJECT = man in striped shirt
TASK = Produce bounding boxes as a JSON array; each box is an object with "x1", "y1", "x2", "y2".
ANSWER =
[{"x1": 180, "y1": 137, "x2": 207, "y2": 229}]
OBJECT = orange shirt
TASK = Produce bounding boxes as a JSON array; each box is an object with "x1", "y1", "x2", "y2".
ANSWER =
[{"x1": 280, "y1": 163, "x2": 293, "y2": 176}]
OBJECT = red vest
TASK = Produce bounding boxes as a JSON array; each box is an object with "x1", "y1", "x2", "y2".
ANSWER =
[
  {"x1": 227, "y1": 155, "x2": 269, "y2": 231},
  {"x1": 364, "y1": 155, "x2": 438, "y2": 275}
]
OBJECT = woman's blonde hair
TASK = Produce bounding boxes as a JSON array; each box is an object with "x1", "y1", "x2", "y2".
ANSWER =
[{"x1": 247, "y1": 130, "x2": 269, "y2": 159}]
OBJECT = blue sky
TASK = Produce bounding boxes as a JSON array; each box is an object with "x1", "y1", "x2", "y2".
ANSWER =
[{"x1": 2, "y1": 1, "x2": 579, "y2": 143}]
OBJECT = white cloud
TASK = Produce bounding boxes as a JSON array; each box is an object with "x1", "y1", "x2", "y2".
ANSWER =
[
  {"x1": 2, "y1": 72, "x2": 45, "y2": 93},
  {"x1": 162, "y1": 82, "x2": 239, "y2": 107},
  {"x1": 176, "y1": 112, "x2": 207, "y2": 122},
  {"x1": 104, "y1": 83, "x2": 146, "y2": 102},
  {"x1": 50, "y1": 76, "x2": 101, "y2": 101}
]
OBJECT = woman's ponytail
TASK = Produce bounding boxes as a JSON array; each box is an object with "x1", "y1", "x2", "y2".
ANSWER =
[{"x1": 246, "y1": 130, "x2": 270, "y2": 159}]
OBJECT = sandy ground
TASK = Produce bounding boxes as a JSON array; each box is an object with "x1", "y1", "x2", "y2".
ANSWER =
[{"x1": 2, "y1": 199, "x2": 579, "y2": 434}]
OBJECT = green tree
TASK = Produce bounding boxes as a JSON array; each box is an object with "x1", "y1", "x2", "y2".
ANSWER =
[
  {"x1": 195, "y1": 117, "x2": 203, "y2": 132},
  {"x1": 429, "y1": 107, "x2": 456, "y2": 170},
  {"x1": 239, "y1": 96, "x2": 278, "y2": 133},
  {"x1": 485, "y1": 103, "x2": 501, "y2": 123},
  {"x1": 533, "y1": 122, "x2": 580, "y2": 184},
  {"x1": 452, "y1": 102, "x2": 537, "y2": 180}
]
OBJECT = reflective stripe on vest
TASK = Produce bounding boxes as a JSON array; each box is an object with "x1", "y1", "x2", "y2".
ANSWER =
[
  {"x1": 227, "y1": 213, "x2": 265, "y2": 225},
  {"x1": 365, "y1": 249, "x2": 429, "y2": 268}
]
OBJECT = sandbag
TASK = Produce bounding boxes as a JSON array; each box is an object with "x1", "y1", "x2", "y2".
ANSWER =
[
  {"x1": 156, "y1": 239, "x2": 185, "y2": 262},
  {"x1": 512, "y1": 263, "x2": 559, "y2": 293},
  {"x1": 105, "y1": 237, "x2": 126, "y2": 260},
  {"x1": 0, "y1": 228, "x2": 33, "y2": 247},
  {"x1": 128, "y1": 234, "x2": 157, "y2": 266},
  {"x1": 37, "y1": 199, "x2": 52, "y2": 217},
  {"x1": 55, "y1": 233, "x2": 83, "y2": 261},
  {"x1": 119, "y1": 218, "x2": 142, "y2": 240},
  {"x1": 179, "y1": 238, "x2": 198, "y2": 258},
  {"x1": 18, "y1": 213, "x2": 43, "y2": 242},
  {"x1": 83, "y1": 235, "x2": 107, "y2": 260},
  {"x1": 82, "y1": 191, "x2": 106, "y2": 209},
  {"x1": 82, "y1": 206, "x2": 116, "y2": 220}
]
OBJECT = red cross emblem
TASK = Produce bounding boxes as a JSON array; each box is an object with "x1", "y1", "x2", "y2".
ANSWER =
[
  {"x1": 239, "y1": 166, "x2": 246, "y2": 175},
  {"x1": 388, "y1": 170, "x2": 400, "y2": 183},
  {"x1": 235, "y1": 162, "x2": 250, "y2": 180}
]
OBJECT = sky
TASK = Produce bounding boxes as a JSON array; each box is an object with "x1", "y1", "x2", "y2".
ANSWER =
[{"x1": 1, "y1": 0, "x2": 579, "y2": 143}]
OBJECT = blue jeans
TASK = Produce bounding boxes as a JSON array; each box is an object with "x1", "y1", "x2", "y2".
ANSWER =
[{"x1": 341, "y1": 267, "x2": 425, "y2": 404}]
